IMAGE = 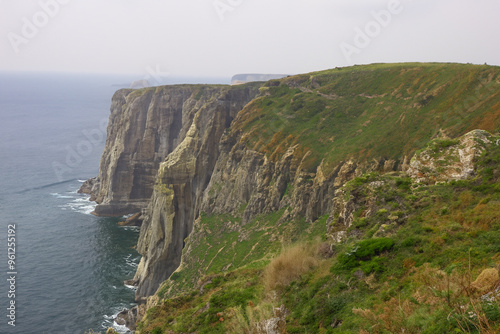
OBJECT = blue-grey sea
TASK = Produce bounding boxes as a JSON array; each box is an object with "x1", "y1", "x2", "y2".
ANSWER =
[{"x1": 0, "y1": 72, "x2": 227, "y2": 334}]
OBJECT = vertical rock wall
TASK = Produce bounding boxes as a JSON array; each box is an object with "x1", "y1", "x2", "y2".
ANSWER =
[{"x1": 89, "y1": 85, "x2": 259, "y2": 216}]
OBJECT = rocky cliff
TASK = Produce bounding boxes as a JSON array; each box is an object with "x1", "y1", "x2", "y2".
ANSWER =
[
  {"x1": 133, "y1": 63, "x2": 500, "y2": 303},
  {"x1": 328, "y1": 129, "x2": 499, "y2": 244},
  {"x1": 83, "y1": 84, "x2": 260, "y2": 216},
  {"x1": 135, "y1": 126, "x2": 500, "y2": 333},
  {"x1": 132, "y1": 84, "x2": 267, "y2": 298},
  {"x1": 83, "y1": 63, "x2": 500, "y2": 330}
]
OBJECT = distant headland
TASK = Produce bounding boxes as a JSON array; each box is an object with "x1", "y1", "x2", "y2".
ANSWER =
[{"x1": 230, "y1": 73, "x2": 288, "y2": 85}]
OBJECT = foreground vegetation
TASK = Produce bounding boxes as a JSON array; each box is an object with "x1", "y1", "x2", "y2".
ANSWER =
[{"x1": 136, "y1": 129, "x2": 500, "y2": 333}]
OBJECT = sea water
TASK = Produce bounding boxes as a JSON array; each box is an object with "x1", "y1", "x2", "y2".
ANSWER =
[{"x1": 0, "y1": 72, "x2": 226, "y2": 333}]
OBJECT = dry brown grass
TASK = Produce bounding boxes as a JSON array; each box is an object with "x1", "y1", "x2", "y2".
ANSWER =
[
  {"x1": 225, "y1": 303, "x2": 277, "y2": 334},
  {"x1": 263, "y1": 242, "x2": 320, "y2": 291},
  {"x1": 471, "y1": 268, "x2": 499, "y2": 294},
  {"x1": 354, "y1": 264, "x2": 500, "y2": 333}
]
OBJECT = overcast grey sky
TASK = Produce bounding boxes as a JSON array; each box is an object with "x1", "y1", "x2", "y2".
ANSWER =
[{"x1": 1, "y1": 0, "x2": 499, "y2": 78}]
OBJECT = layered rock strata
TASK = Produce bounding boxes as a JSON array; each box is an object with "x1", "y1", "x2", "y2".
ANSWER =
[
  {"x1": 133, "y1": 121, "x2": 407, "y2": 300},
  {"x1": 82, "y1": 64, "x2": 500, "y2": 331},
  {"x1": 84, "y1": 84, "x2": 260, "y2": 216}
]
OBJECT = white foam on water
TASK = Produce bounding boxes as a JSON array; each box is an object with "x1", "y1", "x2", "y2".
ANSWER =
[
  {"x1": 121, "y1": 226, "x2": 140, "y2": 232},
  {"x1": 103, "y1": 308, "x2": 121, "y2": 320},
  {"x1": 102, "y1": 307, "x2": 134, "y2": 334},
  {"x1": 124, "y1": 254, "x2": 140, "y2": 268},
  {"x1": 65, "y1": 195, "x2": 97, "y2": 215},
  {"x1": 50, "y1": 192, "x2": 74, "y2": 199},
  {"x1": 51, "y1": 187, "x2": 97, "y2": 215},
  {"x1": 112, "y1": 321, "x2": 133, "y2": 334},
  {"x1": 124, "y1": 284, "x2": 138, "y2": 291}
]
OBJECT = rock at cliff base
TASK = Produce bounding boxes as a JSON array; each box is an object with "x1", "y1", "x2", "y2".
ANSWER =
[
  {"x1": 114, "y1": 307, "x2": 138, "y2": 330},
  {"x1": 118, "y1": 212, "x2": 143, "y2": 226}
]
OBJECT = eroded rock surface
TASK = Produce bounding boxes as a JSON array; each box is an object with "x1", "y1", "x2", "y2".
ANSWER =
[
  {"x1": 407, "y1": 129, "x2": 493, "y2": 183},
  {"x1": 83, "y1": 84, "x2": 260, "y2": 216}
]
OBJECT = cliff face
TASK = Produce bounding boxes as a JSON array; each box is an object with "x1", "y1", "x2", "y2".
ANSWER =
[
  {"x1": 201, "y1": 137, "x2": 401, "y2": 225},
  {"x1": 133, "y1": 86, "x2": 263, "y2": 298},
  {"x1": 87, "y1": 84, "x2": 260, "y2": 216},
  {"x1": 130, "y1": 63, "x2": 500, "y2": 305},
  {"x1": 84, "y1": 64, "x2": 500, "y2": 323},
  {"x1": 133, "y1": 111, "x2": 405, "y2": 300}
]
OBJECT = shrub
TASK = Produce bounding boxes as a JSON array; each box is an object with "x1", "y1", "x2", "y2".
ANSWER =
[
  {"x1": 337, "y1": 238, "x2": 395, "y2": 270},
  {"x1": 395, "y1": 177, "x2": 412, "y2": 190},
  {"x1": 360, "y1": 257, "x2": 385, "y2": 274},
  {"x1": 401, "y1": 236, "x2": 421, "y2": 247},
  {"x1": 263, "y1": 243, "x2": 319, "y2": 291},
  {"x1": 352, "y1": 238, "x2": 395, "y2": 259},
  {"x1": 377, "y1": 208, "x2": 388, "y2": 216},
  {"x1": 353, "y1": 217, "x2": 368, "y2": 229}
]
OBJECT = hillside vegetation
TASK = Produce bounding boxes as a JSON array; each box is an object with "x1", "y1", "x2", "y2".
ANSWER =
[
  {"x1": 233, "y1": 63, "x2": 500, "y2": 173},
  {"x1": 136, "y1": 129, "x2": 500, "y2": 333},
  {"x1": 133, "y1": 63, "x2": 500, "y2": 333}
]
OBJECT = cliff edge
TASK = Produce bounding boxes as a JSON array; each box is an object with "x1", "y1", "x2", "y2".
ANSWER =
[
  {"x1": 83, "y1": 63, "x2": 500, "y2": 332},
  {"x1": 83, "y1": 84, "x2": 261, "y2": 216}
]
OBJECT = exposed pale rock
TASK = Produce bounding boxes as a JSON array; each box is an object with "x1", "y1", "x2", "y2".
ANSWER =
[
  {"x1": 77, "y1": 176, "x2": 99, "y2": 201},
  {"x1": 407, "y1": 129, "x2": 493, "y2": 183},
  {"x1": 327, "y1": 129, "x2": 496, "y2": 243}
]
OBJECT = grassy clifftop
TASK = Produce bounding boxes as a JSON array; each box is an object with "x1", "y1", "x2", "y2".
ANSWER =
[
  {"x1": 135, "y1": 63, "x2": 500, "y2": 334},
  {"x1": 233, "y1": 63, "x2": 500, "y2": 173}
]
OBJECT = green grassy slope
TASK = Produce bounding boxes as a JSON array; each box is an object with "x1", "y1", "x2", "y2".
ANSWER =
[
  {"x1": 136, "y1": 63, "x2": 500, "y2": 333},
  {"x1": 137, "y1": 131, "x2": 500, "y2": 334},
  {"x1": 233, "y1": 63, "x2": 500, "y2": 173}
]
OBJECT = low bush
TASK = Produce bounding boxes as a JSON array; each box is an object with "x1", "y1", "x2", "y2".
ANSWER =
[
  {"x1": 263, "y1": 243, "x2": 319, "y2": 291},
  {"x1": 337, "y1": 237, "x2": 395, "y2": 270}
]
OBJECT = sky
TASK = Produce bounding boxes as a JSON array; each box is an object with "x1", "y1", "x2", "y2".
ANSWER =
[{"x1": 1, "y1": 0, "x2": 500, "y2": 79}]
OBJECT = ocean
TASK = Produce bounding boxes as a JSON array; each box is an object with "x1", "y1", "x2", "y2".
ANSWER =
[{"x1": 0, "y1": 72, "x2": 227, "y2": 334}]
